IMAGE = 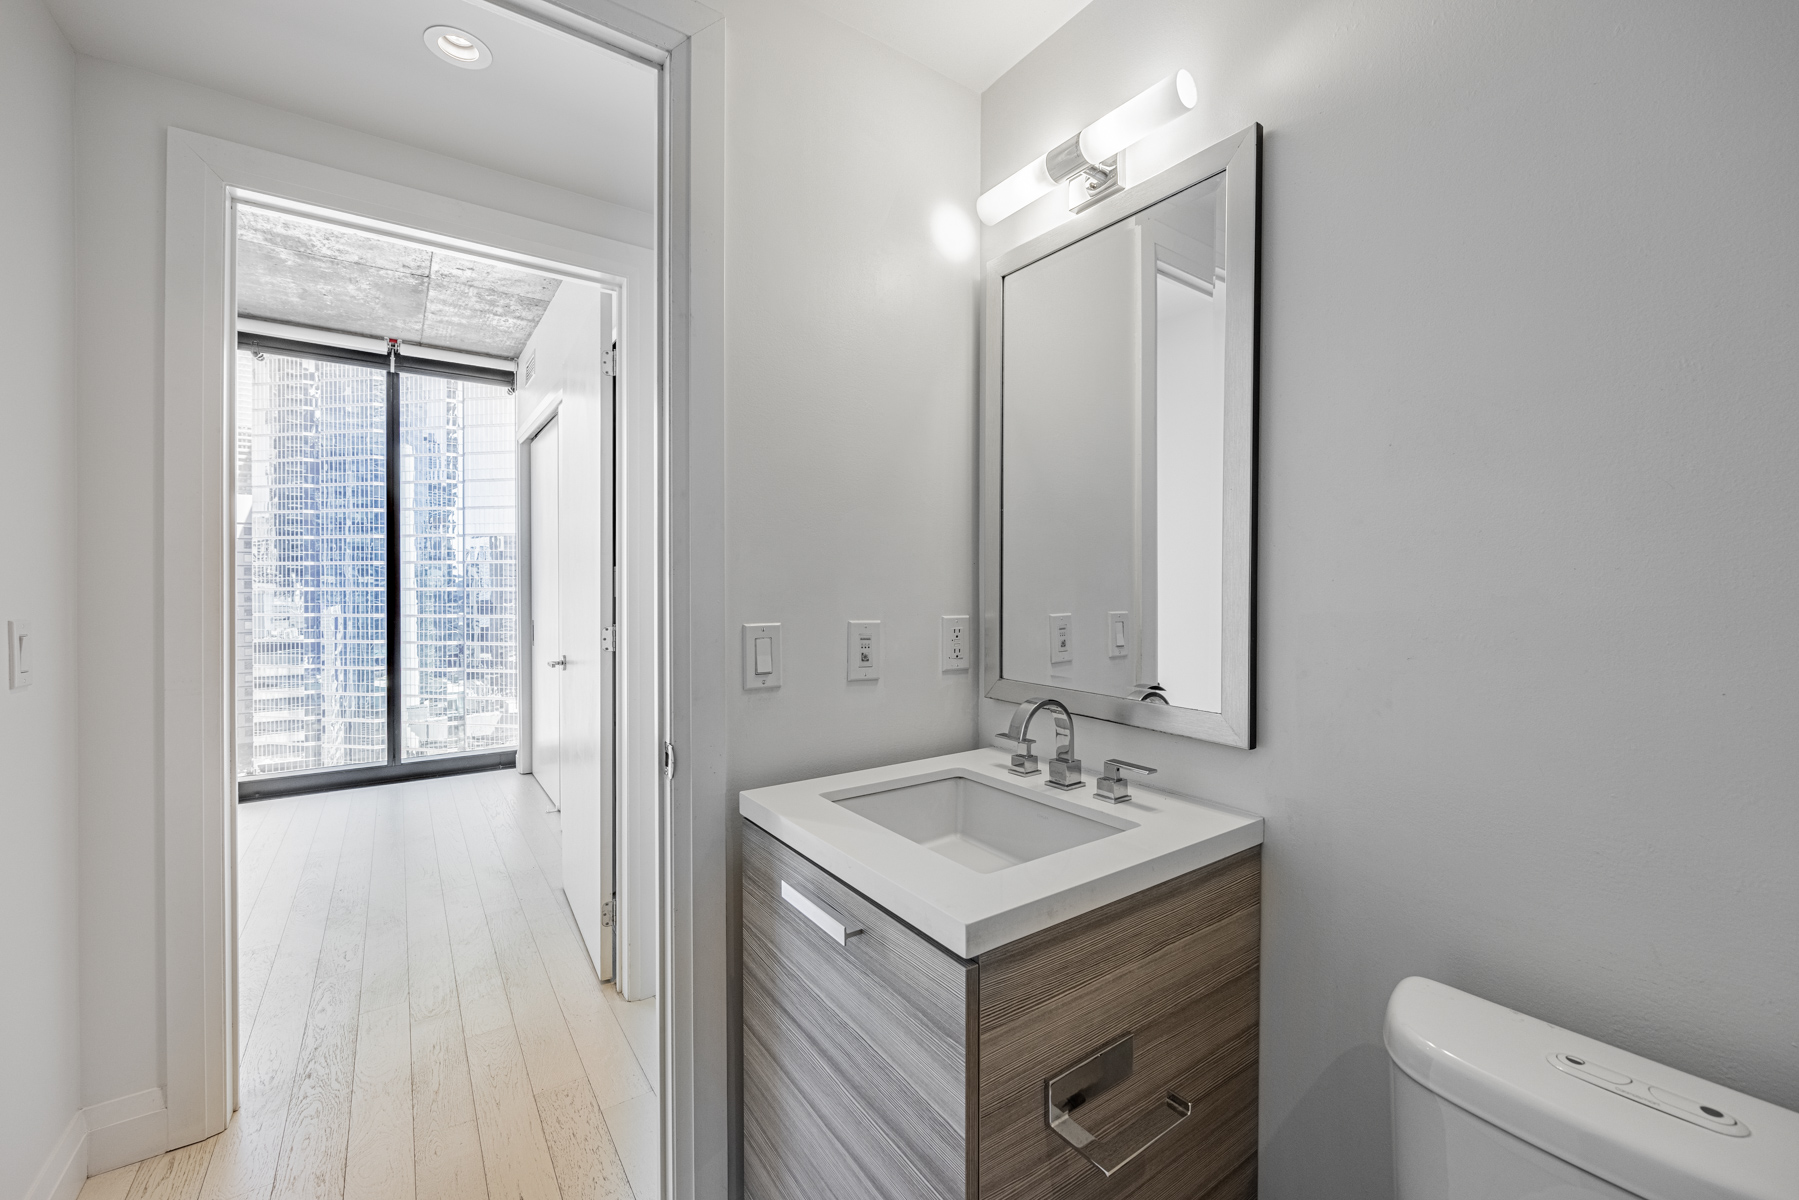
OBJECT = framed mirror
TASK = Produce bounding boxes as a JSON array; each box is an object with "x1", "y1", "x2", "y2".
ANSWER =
[{"x1": 981, "y1": 124, "x2": 1259, "y2": 746}]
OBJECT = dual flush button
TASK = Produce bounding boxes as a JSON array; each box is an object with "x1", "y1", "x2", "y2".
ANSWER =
[{"x1": 1550, "y1": 1053, "x2": 1749, "y2": 1137}]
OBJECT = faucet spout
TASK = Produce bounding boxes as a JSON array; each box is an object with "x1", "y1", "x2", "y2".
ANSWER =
[{"x1": 997, "y1": 697, "x2": 1084, "y2": 790}]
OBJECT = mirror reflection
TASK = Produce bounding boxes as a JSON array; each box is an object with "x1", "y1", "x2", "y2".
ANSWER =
[{"x1": 1001, "y1": 175, "x2": 1227, "y2": 712}]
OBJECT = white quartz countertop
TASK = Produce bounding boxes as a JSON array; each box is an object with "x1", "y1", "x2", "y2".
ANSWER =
[{"x1": 739, "y1": 748, "x2": 1264, "y2": 958}]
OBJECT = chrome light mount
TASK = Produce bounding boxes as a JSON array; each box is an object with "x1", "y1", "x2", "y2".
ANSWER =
[{"x1": 1043, "y1": 132, "x2": 1125, "y2": 215}]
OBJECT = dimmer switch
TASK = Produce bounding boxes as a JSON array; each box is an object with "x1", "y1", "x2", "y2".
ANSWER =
[
  {"x1": 7, "y1": 620, "x2": 32, "y2": 690},
  {"x1": 1049, "y1": 613, "x2": 1074, "y2": 666},
  {"x1": 742, "y1": 623, "x2": 782, "y2": 690}
]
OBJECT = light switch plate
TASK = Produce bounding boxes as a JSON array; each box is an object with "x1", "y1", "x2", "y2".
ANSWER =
[
  {"x1": 1107, "y1": 611, "x2": 1130, "y2": 659},
  {"x1": 742, "y1": 623, "x2": 782, "y2": 690},
  {"x1": 1049, "y1": 613, "x2": 1074, "y2": 665},
  {"x1": 8, "y1": 620, "x2": 32, "y2": 690},
  {"x1": 940, "y1": 615, "x2": 970, "y2": 672},
  {"x1": 847, "y1": 620, "x2": 881, "y2": 681}
]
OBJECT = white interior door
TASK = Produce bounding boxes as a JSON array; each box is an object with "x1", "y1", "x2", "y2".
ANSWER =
[
  {"x1": 530, "y1": 416, "x2": 562, "y2": 807},
  {"x1": 558, "y1": 291, "x2": 617, "y2": 981}
]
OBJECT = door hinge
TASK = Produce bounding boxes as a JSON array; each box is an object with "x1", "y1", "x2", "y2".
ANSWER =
[
  {"x1": 602, "y1": 346, "x2": 617, "y2": 375},
  {"x1": 601, "y1": 899, "x2": 615, "y2": 927},
  {"x1": 601, "y1": 624, "x2": 618, "y2": 652},
  {"x1": 662, "y1": 741, "x2": 676, "y2": 780}
]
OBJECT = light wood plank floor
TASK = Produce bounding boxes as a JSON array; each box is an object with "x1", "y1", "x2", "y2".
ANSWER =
[{"x1": 81, "y1": 770, "x2": 658, "y2": 1200}]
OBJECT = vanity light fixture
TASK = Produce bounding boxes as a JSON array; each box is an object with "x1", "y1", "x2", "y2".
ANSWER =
[
  {"x1": 976, "y1": 70, "x2": 1197, "y2": 226},
  {"x1": 424, "y1": 25, "x2": 492, "y2": 69}
]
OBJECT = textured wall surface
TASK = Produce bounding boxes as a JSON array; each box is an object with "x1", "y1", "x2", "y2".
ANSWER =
[
  {"x1": 981, "y1": 3, "x2": 1799, "y2": 1196},
  {"x1": 0, "y1": 0, "x2": 81, "y2": 1195}
]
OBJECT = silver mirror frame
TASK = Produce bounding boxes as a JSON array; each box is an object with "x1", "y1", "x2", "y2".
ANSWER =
[{"x1": 981, "y1": 123, "x2": 1260, "y2": 747}]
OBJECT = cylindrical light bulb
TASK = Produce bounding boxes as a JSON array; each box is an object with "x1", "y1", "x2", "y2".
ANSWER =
[
  {"x1": 976, "y1": 154, "x2": 1059, "y2": 226},
  {"x1": 1078, "y1": 70, "x2": 1197, "y2": 164}
]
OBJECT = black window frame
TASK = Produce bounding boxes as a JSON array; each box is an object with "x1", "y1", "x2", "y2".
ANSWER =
[{"x1": 235, "y1": 331, "x2": 520, "y2": 801}]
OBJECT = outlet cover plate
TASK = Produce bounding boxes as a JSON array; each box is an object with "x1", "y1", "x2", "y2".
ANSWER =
[{"x1": 941, "y1": 615, "x2": 970, "y2": 672}]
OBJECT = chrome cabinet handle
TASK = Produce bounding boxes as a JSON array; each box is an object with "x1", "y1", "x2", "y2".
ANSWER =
[
  {"x1": 546, "y1": 656, "x2": 568, "y2": 669},
  {"x1": 1046, "y1": 1033, "x2": 1191, "y2": 1176},
  {"x1": 779, "y1": 880, "x2": 863, "y2": 946}
]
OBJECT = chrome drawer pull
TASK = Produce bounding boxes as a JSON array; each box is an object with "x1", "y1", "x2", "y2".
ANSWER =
[
  {"x1": 1046, "y1": 1033, "x2": 1192, "y2": 1176},
  {"x1": 780, "y1": 880, "x2": 863, "y2": 946}
]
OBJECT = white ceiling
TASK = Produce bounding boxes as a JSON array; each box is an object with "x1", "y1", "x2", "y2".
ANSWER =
[
  {"x1": 794, "y1": 0, "x2": 1096, "y2": 92},
  {"x1": 46, "y1": 0, "x2": 658, "y2": 211}
]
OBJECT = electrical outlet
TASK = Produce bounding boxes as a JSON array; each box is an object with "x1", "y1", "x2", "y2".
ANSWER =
[
  {"x1": 847, "y1": 620, "x2": 881, "y2": 681},
  {"x1": 941, "y1": 615, "x2": 970, "y2": 672},
  {"x1": 7, "y1": 620, "x2": 32, "y2": 690},
  {"x1": 742, "y1": 623, "x2": 782, "y2": 690}
]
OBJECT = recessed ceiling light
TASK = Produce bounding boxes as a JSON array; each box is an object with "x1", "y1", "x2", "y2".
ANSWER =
[{"x1": 424, "y1": 25, "x2": 492, "y2": 70}]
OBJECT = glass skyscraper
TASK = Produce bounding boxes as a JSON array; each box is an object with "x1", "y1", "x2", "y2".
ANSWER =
[{"x1": 234, "y1": 349, "x2": 518, "y2": 780}]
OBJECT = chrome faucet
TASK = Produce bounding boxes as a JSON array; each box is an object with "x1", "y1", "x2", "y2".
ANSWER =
[{"x1": 996, "y1": 697, "x2": 1084, "y2": 790}]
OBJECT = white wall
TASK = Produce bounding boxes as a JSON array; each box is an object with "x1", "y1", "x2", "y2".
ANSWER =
[
  {"x1": 0, "y1": 0, "x2": 82, "y2": 1195},
  {"x1": 709, "y1": 0, "x2": 981, "y2": 1188},
  {"x1": 720, "y1": 0, "x2": 981, "y2": 793},
  {"x1": 74, "y1": 53, "x2": 653, "y2": 1119},
  {"x1": 981, "y1": 3, "x2": 1799, "y2": 1196}
]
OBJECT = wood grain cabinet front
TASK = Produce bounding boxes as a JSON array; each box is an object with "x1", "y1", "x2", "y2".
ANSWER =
[
  {"x1": 742, "y1": 819, "x2": 1260, "y2": 1200},
  {"x1": 743, "y1": 822, "x2": 977, "y2": 1200}
]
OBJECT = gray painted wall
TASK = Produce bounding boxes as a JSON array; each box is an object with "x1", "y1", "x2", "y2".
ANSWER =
[
  {"x1": 710, "y1": 0, "x2": 982, "y2": 1190},
  {"x1": 720, "y1": 0, "x2": 981, "y2": 798},
  {"x1": 0, "y1": 0, "x2": 81, "y2": 1194},
  {"x1": 981, "y1": 3, "x2": 1799, "y2": 1196}
]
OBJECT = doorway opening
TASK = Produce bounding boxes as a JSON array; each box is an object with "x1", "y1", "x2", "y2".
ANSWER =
[
  {"x1": 232, "y1": 216, "x2": 533, "y2": 800},
  {"x1": 218, "y1": 187, "x2": 658, "y2": 1198},
  {"x1": 152, "y1": 0, "x2": 709, "y2": 1184}
]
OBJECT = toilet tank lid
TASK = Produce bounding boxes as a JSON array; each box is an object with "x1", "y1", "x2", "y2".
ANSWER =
[{"x1": 1384, "y1": 977, "x2": 1799, "y2": 1200}]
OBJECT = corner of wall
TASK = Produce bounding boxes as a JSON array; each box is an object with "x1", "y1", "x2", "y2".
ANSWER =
[{"x1": 1, "y1": 0, "x2": 85, "y2": 1196}]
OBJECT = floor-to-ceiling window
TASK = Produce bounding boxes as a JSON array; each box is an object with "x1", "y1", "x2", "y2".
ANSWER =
[
  {"x1": 400, "y1": 372, "x2": 520, "y2": 759},
  {"x1": 234, "y1": 340, "x2": 518, "y2": 793}
]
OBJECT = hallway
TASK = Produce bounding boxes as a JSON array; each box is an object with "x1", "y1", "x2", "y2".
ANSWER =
[{"x1": 78, "y1": 771, "x2": 656, "y2": 1200}]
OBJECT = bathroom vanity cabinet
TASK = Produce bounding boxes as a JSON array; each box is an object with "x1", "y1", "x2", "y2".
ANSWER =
[{"x1": 742, "y1": 819, "x2": 1261, "y2": 1200}]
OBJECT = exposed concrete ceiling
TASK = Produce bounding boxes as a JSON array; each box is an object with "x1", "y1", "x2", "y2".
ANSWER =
[
  {"x1": 45, "y1": 0, "x2": 657, "y2": 211},
  {"x1": 236, "y1": 207, "x2": 560, "y2": 359},
  {"x1": 793, "y1": 0, "x2": 1096, "y2": 92}
]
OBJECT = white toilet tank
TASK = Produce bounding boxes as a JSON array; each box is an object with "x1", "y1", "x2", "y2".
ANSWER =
[{"x1": 1385, "y1": 977, "x2": 1799, "y2": 1200}]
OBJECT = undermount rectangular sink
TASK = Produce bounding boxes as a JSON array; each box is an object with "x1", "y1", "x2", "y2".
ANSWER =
[
  {"x1": 742, "y1": 749, "x2": 1264, "y2": 955},
  {"x1": 826, "y1": 770, "x2": 1129, "y2": 873}
]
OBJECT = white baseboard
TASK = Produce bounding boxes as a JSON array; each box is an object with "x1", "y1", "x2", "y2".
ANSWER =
[
  {"x1": 23, "y1": 1111, "x2": 87, "y2": 1200},
  {"x1": 84, "y1": 1087, "x2": 169, "y2": 1175},
  {"x1": 27, "y1": 1085, "x2": 174, "y2": 1194}
]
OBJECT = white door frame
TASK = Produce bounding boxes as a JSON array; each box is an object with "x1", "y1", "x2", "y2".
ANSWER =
[
  {"x1": 161, "y1": 129, "x2": 664, "y2": 1127},
  {"x1": 161, "y1": 5, "x2": 729, "y2": 1195}
]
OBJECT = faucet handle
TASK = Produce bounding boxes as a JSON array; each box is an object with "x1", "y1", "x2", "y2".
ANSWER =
[
  {"x1": 1103, "y1": 759, "x2": 1156, "y2": 777},
  {"x1": 995, "y1": 731, "x2": 1041, "y2": 777},
  {"x1": 1095, "y1": 759, "x2": 1156, "y2": 803}
]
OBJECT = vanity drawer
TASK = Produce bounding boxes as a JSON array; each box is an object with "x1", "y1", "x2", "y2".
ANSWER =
[
  {"x1": 742, "y1": 821, "x2": 976, "y2": 1200},
  {"x1": 976, "y1": 846, "x2": 1262, "y2": 1200}
]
